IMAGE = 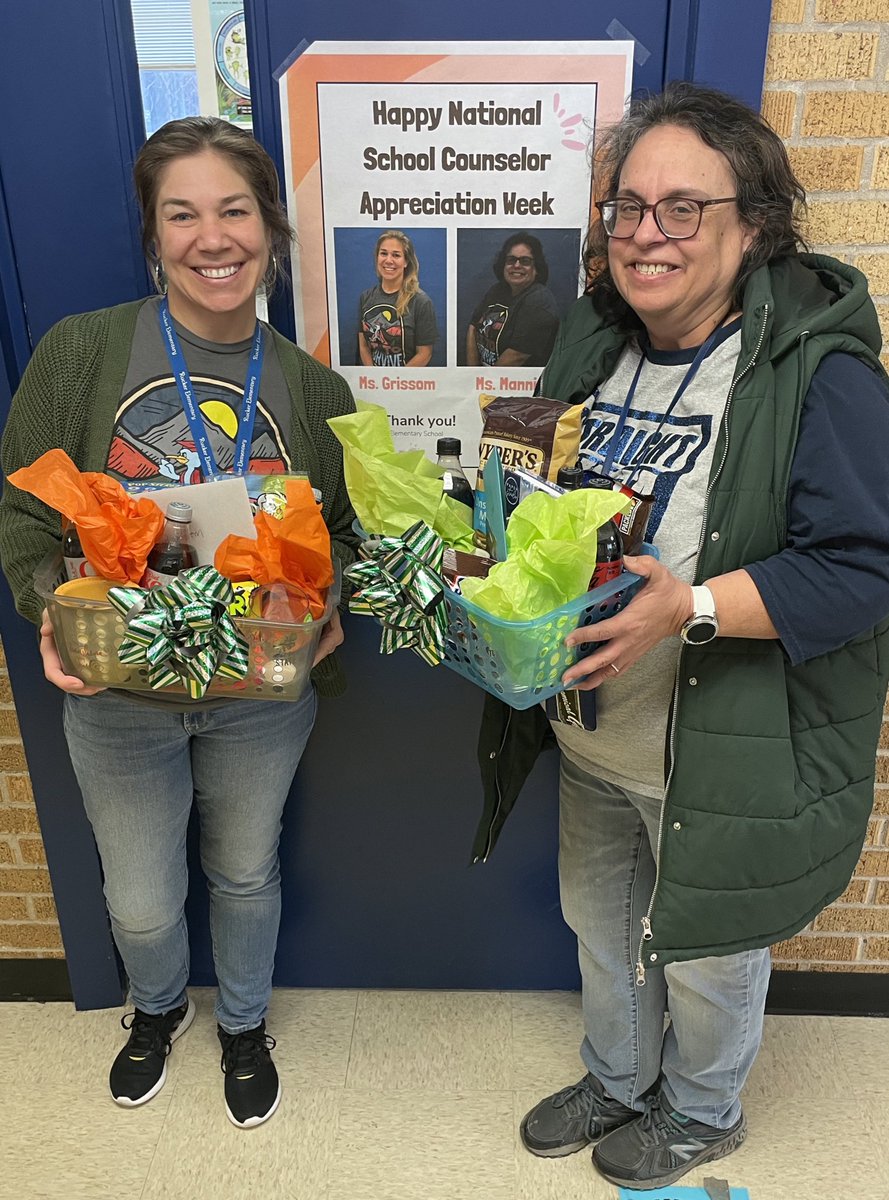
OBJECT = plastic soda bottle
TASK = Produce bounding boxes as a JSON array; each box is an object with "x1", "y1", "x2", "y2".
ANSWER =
[{"x1": 142, "y1": 502, "x2": 197, "y2": 588}]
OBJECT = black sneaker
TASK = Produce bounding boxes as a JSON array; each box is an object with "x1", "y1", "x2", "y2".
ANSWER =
[
  {"x1": 218, "y1": 1021, "x2": 281, "y2": 1128},
  {"x1": 109, "y1": 997, "x2": 195, "y2": 1106},
  {"x1": 520, "y1": 1072, "x2": 638, "y2": 1157},
  {"x1": 592, "y1": 1092, "x2": 747, "y2": 1189}
]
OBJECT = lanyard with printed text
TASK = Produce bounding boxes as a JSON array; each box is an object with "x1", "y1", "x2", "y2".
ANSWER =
[
  {"x1": 158, "y1": 297, "x2": 265, "y2": 479},
  {"x1": 600, "y1": 325, "x2": 722, "y2": 487}
]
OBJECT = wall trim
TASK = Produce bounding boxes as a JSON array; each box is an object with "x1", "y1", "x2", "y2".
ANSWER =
[
  {"x1": 1, "y1": 962, "x2": 886, "y2": 1014},
  {"x1": 767, "y1": 969, "x2": 889, "y2": 1017},
  {"x1": 0, "y1": 959, "x2": 72, "y2": 1002}
]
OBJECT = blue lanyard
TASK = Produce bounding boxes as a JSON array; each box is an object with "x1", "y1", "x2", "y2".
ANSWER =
[
  {"x1": 601, "y1": 326, "x2": 722, "y2": 486},
  {"x1": 158, "y1": 297, "x2": 265, "y2": 480}
]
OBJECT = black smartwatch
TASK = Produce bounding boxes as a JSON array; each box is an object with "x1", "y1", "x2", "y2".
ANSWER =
[{"x1": 680, "y1": 584, "x2": 719, "y2": 645}]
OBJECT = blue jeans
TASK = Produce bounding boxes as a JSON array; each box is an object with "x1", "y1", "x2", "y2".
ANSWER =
[
  {"x1": 63, "y1": 687, "x2": 317, "y2": 1033},
  {"x1": 559, "y1": 754, "x2": 771, "y2": 1129}
]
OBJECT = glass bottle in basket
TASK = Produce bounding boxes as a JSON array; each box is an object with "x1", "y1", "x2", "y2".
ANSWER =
[
  {"x1": 436, "y1": 437, "x2": 475, "y2": 515},
  {"x1": 142, "y1": 501, "x2": 197, "y2": 588},
  {"x1": 556, "y1": 465, "x2": 624, "y2": 589},
  {"x1": 61, "y1": 519, "x2": 96, "y2": 581}
]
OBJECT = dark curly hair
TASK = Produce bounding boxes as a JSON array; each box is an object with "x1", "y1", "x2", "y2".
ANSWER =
[
  {"x1": 134, "y1": 116, "x2": 293, "y2": 295},
  {"x1": 583, "y1": 81, "x2": 807, "y2": 333},
  {"x1": 493, "y1": 231, "x2": 549, "y2": 285}
]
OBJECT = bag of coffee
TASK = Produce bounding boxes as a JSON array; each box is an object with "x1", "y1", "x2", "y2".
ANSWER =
[{"x1": 474, "y1": 394, "x2": 585, "y2": 536}]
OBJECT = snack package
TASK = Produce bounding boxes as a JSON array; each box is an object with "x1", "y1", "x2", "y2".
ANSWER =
[
  {"x1": 474, "y1": 394, "x2": 585, "y2": 536},
  {"x1": 502, "y1": 465, "x2": 564, "y2": 521}
]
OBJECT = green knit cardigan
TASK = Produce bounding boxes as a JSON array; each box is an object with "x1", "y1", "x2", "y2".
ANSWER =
[{"x1": 0, "y1": 299, "x2": 359, "y2": 697}]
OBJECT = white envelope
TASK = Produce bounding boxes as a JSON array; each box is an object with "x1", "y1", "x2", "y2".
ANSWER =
[{"x1": 140, "y1": 477, "x2": 256, "y2": 566}]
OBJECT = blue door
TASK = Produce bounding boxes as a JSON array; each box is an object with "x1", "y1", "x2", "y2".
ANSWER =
[{"x1": 0, "y1": 0, "x2": 770, "y2": 1007}]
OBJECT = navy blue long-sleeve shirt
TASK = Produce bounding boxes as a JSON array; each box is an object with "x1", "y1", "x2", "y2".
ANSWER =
[{"x1": 746, "y1": 351, "x2": 889, "y2": 665}]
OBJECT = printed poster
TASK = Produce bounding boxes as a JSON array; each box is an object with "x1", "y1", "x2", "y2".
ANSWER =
[
  {"x1": 209, "y1": 1, "x2": 251, "y2": 126},
  {"x1": 278, "y1": 41, "x2": 633, "y2": 463}
]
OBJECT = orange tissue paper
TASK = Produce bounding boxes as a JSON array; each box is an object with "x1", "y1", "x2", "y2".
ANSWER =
[
  {"x1": 214, "y1": 479, "x2": 333, "y2": 619},
  {"x1": 8, "y1": 449, "x2": 166, "y2": 583}
]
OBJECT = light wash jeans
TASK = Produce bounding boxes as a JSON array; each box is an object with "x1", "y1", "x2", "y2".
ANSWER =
[
  {"x1": 64, "y1": 687, "x2": 317, "y2": 1033},
  {"x1": 559, "y1": 754, "x2": 771, "y2": 1129}
]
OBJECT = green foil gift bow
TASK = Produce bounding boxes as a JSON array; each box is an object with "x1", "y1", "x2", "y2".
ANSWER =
[
  {"x1": 108, "y1": 566, "x2": 250, "y2": 700},
  {"x1": 345, "y1": 520, "x2": 449, "y2": 667}
]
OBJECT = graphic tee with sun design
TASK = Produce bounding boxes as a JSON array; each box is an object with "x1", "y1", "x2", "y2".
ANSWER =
[{"x1": 107, "y1": 299, "x2": 292, "y2": 488}]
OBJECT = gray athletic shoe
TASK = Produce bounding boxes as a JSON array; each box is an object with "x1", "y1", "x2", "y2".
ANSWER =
[
  {"x1": 520, "y1": 1072, "x2": 638, "y2": 1157},
  {"x1": 593, "y1": 1092, "x2": 747, "y2": 1189}
]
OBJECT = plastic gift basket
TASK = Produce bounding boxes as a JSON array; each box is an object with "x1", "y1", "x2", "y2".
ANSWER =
[
  {"x1": 353, "y1": 521, "x2": 656, "y2": 710},
  {"x1": 34, "y1": 553, "x2": 340, "y2": 702},
  {"x1": 440, "y1": 549, "x2": 655, "y2": 709}
]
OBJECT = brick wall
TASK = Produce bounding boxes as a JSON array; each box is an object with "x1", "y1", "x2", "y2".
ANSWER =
[
  {"x1": 0, "y1": 643, "x2": 63, "y2": 958},
  {"x1": 1, "y1": 1, "x2": 888, "y2": 973},
  {"x1": 765, "y1": 0, "x2": 889, "y2": 971}
]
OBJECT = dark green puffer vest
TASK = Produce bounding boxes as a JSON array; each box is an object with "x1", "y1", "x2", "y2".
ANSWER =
[{"x1": 477, "y1": 254, "x2": 889, "y2": 970}]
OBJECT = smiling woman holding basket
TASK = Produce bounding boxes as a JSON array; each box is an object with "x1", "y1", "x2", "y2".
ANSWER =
[
  {"x1": 475, "y1": 82, "x2": 889, "y2": 1190},
  {"x1": 0, "y1": 117, "x2": 357, "y2": 1129}
]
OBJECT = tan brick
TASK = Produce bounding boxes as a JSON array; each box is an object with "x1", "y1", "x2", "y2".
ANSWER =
[
  {"x1": 880, "y1": 724, "x2": 889, "y2": 751},
  {"x1": 5, "y1": 776, "x2": 34, "y2": 807},
  {"x1": 875, "y1": 880, "x2": 889, "y2": 904},
  {"x1": 0, "y1": 896, "x2": 28, "y2": 920},
  {"x1": 773, "y1": 0, "x2": 806, "y2": 19},
  {"x1": 863, "y1": 936, "x2": 889, "y2": 960},
  {"x1": 866, "y1": 818, "x2": 885, "y2": 847},
  {"x1": 815, "y1": 0, "x2": 889, "y2": 18},
  {"x1": 806, "y1": 959, "x2": 870, "y2": 971},
  {"x1": 0, "y1": 745, "x2": 27, "y2": 773},
  {"x1": 874, "y1": 146, "x2": 889, "y2": 189},
  {"x1": 0, "y1": 923, "x2": 63, "y2": 951},
  {"x1": 0, "y1": 711, "x2": 21, "y2": 739},
  {"x1": 31, "y1": 895, "x2": 57, "y2": 921},
  {"x1": 874, "y1": 790, "x2": 889, "y2": 816},
  {"x1": 17, "y1": 838, "x2": 46, "y2": 866},
  {"x1": 813, "y1": 906, "x2": 889, "y2": 932},
  {"x1": 0, "y1": 867, "x2": 51, "y2": 893},
  {"x1": 787, "y1": 146, "x2": 863, "y2": 192},
  {"x1": 876, "y1": 756, "x2": 889, "y2": 785},
  {"x1": 0, "y1": 677, "x2": 13, "y2": 704},
  {"x1": 861, "y1": 255, "x2": 889, "y2": 294},
  {"x1": 0, "y1": 841, "x2": 14, "y2": 865},
  {"x1": 804, "y1": 201, "x2": 889, "y2": 246},
  {"x1": 761, "y1": 91, "x2": 797, "y2": 138},
  {"x1": 836, "y1": 878, "x2": 870, "y2": 903},
  {"x1": 767, "y1": 33, "x2": 877, "y2": 82},
  {"x1": 803, "y1": 92, "x2": 889, "y2": 138},
  {"x1": 0, "y1": 807, "x2": 38, "y2": 835},
  {"x1": 856, "y1": 849, "x2": 889, "y2": 876},
  {"x1": 771, "y1": 934, "x2": 857, "y2": 960}
]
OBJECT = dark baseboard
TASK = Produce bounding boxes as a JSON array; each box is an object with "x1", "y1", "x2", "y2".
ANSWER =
[
  {"x1": 767, "y1": 969, "x2": 889, "y2": 1017},
  {"x1": 0, "y1": 958, "x2": 72, "y2": 1002},
  {"x1": 0, "y1": 961, "x2": 886, "y2": 1012}
]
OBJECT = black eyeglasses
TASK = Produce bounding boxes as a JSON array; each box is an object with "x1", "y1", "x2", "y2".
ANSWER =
[
  {"x1": 504, "y1": 254, "x2": 535, "y2": 267},
  {"x1": 596, "y1": 196, "x2": 739, "y2": 240}
]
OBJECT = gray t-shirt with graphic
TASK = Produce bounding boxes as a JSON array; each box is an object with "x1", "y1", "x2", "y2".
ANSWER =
[
  {"x1": 554, "y1": 326, "x2": 742, "y2": 798},
  {"x1": 108, "y1": 296, "x2": 292, "y2": 487}
]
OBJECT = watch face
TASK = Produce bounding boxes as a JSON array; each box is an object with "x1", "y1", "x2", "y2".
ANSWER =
[{"x1": 684, "y1": 617, "x2": 718, "y2": 645}]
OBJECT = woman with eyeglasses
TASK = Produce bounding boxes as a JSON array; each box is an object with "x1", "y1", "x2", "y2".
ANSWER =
[
  {"x1": 477, "y1": 82, "x2": 889, "y2": 1190},
  {"x1": 465, "y1": 231, "x2": 559, "y2": 367}
]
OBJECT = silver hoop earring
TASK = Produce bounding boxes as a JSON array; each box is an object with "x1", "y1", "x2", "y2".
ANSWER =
[
  {"x1": 264, "y1": 252, "x2": 278, "y2": 294},
  {"x1": 153, "y1": 260, "x2": 167, "y2": 295}
]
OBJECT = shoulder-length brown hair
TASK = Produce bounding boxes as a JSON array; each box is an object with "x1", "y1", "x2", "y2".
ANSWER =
[
  {"x1": 584, "y1": 81, "x2": 807, "y2": 333},
  {"x1": 133, "y1": 116, "x2": 293, "y2": 294}
]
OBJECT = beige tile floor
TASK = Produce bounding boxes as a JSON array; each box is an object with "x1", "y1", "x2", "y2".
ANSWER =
[{"x1": 1, "y1": 988, "x2": 887, "y2": 1199}]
